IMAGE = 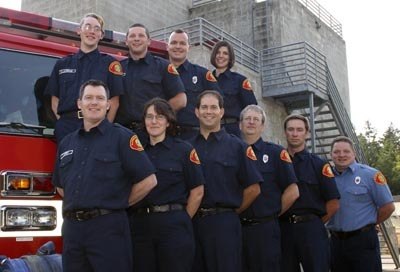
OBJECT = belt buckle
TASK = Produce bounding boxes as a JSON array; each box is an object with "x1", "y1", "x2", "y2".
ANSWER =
[
  {"x1": 289, "y1": 214, "x2": 298, "y2": 224},
  {"x1": 146, "y1": 207, "x2": 151, "y2": 214},
  {"x1": 75, "y1": 210, "x2": 86, "y2": 221},
  {"x1": 77, "y1": 110, "x2": 83, "y2": 119}
]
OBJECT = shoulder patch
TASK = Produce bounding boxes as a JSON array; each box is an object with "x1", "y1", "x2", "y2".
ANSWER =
[
  {"x1": 242, "y1": 79, "x2": 253, "y2": 92},
  {"x1": 280, "y1": 150, "x2": 292, "y2": 163},
  {"x1": 129, "y1": 135, "x2": 144, "y2": 151},
  {"x1": 246, "y1": 146, "x2": 257, "y2": 161},
  {"x1": 167, "y1": 64, "x2": 179, "y2": 75},
  {"x1": 322, "y1": 163, "x2": 334, "y2": 178},
  {"x1": 108, "y1": 61, "x2": 124, "y2": 76},
  {"x1": 374, "y1": 171, "x2": 387, "y2": 185},
  {"x1": 206, "y1": 71, "x2": 217, "y2": 82},
  {"x1": 189, "y1": 149, "x2": 201, "y2": 165}
]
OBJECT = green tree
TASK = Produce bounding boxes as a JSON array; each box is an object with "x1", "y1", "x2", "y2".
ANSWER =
[{"x1": 358, "y1": 122, "x2": 400, "y2": 194}]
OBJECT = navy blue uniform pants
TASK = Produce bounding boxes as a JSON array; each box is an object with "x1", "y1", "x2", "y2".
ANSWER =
[
  {"x1": 192, "y1": 211, "x2": 242, "y2": 272},
  {"x1": 55, "y1": 116, "x2": 82, "y2": 143},
  {"x1": 62, "y1": 211, "x2": 132, "y2": 272},
  {"x1": 330, "y1": 227, "x2": 381, "y2": 272},
  {"x1": 129, "y1": 210, "x2": 195, "y2": 272},
  {"x1": 242, "y1": 218, "x2": 281, "y2": 272},
  {"x1": 280, "y1": 217, "x2": 329, "y2": 272}
]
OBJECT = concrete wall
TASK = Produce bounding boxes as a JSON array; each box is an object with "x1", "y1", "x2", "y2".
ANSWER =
[{"x1": 22, "y1": 0, "x2": 191, "y2": 33}]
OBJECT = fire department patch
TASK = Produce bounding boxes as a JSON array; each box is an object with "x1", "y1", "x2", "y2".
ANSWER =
[
  {"x1": 206, "y1": 71, "x2": 217, "y2": 82},
  {"x1": 129, "y1": 135, "x2": 144, "y2": 151},
  {"x1": 167, "y1": 64, "x2": 179, "y2": 75},
  {"x1": 246, "y1": 146, "x2": 257, "y2": 161},
  {"x1": 189, "y1": 149, "x2": 201, "y2": 165},
  {"x1": 280, "y1": 150, "x2": 292, "y2": 163},
  {"x1": 322, "y1": 163, "x2": 334, "y2": 178},
  {"x1": 374, "y1": 171, "x2": 387, "y2": 185},
  {"x1": 242, "y1": 79, "x2": 253, "y2": 91},
  {"x1": 108, "y1": 61, "x2": 123, "y2": 76}
]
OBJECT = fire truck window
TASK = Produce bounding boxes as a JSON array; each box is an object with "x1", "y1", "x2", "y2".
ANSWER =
[{"x1": 0, "y1": 49, "x2": 57, "y2": 128}]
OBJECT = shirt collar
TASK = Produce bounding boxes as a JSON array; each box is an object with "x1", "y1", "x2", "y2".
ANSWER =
[
  {"x1": 333, "y1": 161, "x2": 358, "y2": 175},
  {"x1": 77, "y1": 48, "x2": 100, "y2": 60},
  {"x1": 145, "y1": 135, "x2": 174, "y2": 149},
  {"x1": 179, "y1": 59, "x2": 190, "y2": 71},
  {"x1": 214, "y1": 68, "x2": 232, "y2": 79},
  {"x1": 195, "y1": 127, "x2": 226, "y2": 142},
  {"x1": 78, "y1": 119, "x2": 110, "y2": 135},
  {"x1": 252, "y1": 137, "x2": 264, "y2": 151},
  {"x1": 129, "y1": 52, "x2": 152, "y2": 64}
]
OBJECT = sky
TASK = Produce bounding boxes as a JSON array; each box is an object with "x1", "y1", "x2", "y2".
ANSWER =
[{"x1": 1, "y1": 0, "x2": 399, "y2": 135}]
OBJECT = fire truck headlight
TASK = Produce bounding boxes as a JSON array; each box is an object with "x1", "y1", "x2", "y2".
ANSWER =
[
  {"x1": 1, "y1": 206, "x2": 57, "y2": 231},
  {"x1": 5, "y1": 208, "x2": 31, "y2": 226},
  {"x1": 32, "y1": 209, "x2": 56, "y2": 226}
]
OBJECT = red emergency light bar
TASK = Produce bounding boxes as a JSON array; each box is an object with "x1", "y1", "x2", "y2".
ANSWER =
[{"x1": 0, "y1": 7, "x2": 167, "y2": 56}]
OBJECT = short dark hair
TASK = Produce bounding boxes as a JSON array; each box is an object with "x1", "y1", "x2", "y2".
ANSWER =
[
  {"x1": 330, "y1": 136, "x2": 355, "y2": 152},
  {"x1": 168, "y1": 29, "x2": 189, "y2": 44},
  {"x1": 79, "y1": 79, "x2": 110, "y2": 100},
  {"x1": 283, "y1": 114, "x2": 310, "y2": 132},
  {"x1": 142, "y1": 97, "x2": 177, "y2": 136},
  {"x1": 196, "y1": 90, "x2": 224, "y2": 109},
  {"x1": 127, "y1": 23, "x2": 150, "y2": 38},
  {"x1": 210, "y1": 40, "x2": 235, "y2": 70}
]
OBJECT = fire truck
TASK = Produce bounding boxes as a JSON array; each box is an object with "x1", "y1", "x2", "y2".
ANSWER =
[{"x1": 0, "y1": 7, "x2": 167, "y2": 259}]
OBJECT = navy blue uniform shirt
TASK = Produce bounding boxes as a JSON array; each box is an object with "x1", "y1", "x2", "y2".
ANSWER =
[
  {"x1": 135, "y1": 136, "x2": 205, "y2": 207},
  {"x1": 190, "y1": 128, "x2": 263, "y2": 208},
  {"x1": 53, "y1": 119, "x2": 156, "y2": 211},
  {"x1": 241, "y1": 138, "x2": 298, "y2": 218},
  {"x1": 213, "y1": 69, "x2": 257, "y2": 119},
  {"x1": 116, "y1": 53, "x2": 185, "y2": 125},
  {"x1": 282, "y1": 149, "x2": 340, "y2": 217},
  {"x1": 45, "y1": 49, "x2": 124, "y2": 114},
  {"x1": 176, "y1": 60, "x2": 221, "y2": 127}
]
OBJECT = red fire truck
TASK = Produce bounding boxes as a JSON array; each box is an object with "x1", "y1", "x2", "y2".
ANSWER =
[{"x1": 0, "y1": 7, "x2": 167, "y2": 259}]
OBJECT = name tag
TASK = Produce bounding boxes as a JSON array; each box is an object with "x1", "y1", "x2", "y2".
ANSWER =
[{"x1": 59, "y1": 69, "x2": 76, "y2": 75}]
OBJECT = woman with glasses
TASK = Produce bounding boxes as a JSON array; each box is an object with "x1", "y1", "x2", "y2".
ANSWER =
[{"x1": 127, "y1": 97, "x2": 205, "y2": 272}]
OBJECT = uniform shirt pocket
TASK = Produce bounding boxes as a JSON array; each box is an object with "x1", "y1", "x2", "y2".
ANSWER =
[
  {"x1": 93, "y1": 153, "x2": 122, "y2": 180},
  {"x1": 346, "y1": 186, "x2": 370, "y2": 202}
]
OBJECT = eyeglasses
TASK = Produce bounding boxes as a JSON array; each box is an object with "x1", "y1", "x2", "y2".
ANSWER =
[
  {"x1": 82, "y1": 24, "x2": 102, "y2": 33},
  {"x1": 145, "y1": 114, "x2": 166, "y2": 121},
  {"x1": 243, "y1": 116, "x2": 262, "y2": 123}
]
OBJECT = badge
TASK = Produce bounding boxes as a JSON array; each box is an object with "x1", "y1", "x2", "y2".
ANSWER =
[
  {"x1": 167, "y1": 64, "x2": 179, "y2": 75},
  {"x1": 262, "y1": 154, "x2": 269, "y2": 163},
  {"x1": 246, "y1": 146, "x2": 257, "y2": 161},
  {"x1": 129, "y1": 135, "x2": 144, "y2": 151},
  {"x1": 192, "y1": 76, "x2": 198, "y2": 84},
  {"x1": 189, "y1": 149, "x2": 201, "y2": 165},
  {"x1": 280, "y1": 150, "x2": 292, "y2": 163},
  {"x1": 354, "y1": 176, "x2": 361, "y2": 184},
  {"x1": 374, "y1": 171, "x2": 387, "y2": 185},
  {"x1": 242, "y1": 79, "x2": 253, "y2": 91},
  {"x1": 108, "y1": 61, "x2": 124, "y2": 76},
  {"x1": 60, "y1": 150, "x2": 73, "y2": 160},
  {"x1": 322, "y1": 164, "x2": 334, "y2": 178},
  {"x1": 206, "y1": 71, "x2": 217, "y2": 82}
]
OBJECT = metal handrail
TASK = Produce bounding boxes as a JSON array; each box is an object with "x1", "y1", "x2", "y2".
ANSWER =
[
  {"x1": 261, "y1": 42, "x2": 327, "y2": 93},
  {"x1": 150, "y1": 18, "x2": 260, "y2": 73},
  {"x1": 192, "y1": 0, "x2": 220, "y2": 7},
  {"x1": 298, "y1": 0, "x2": 342, "y2": 37}
]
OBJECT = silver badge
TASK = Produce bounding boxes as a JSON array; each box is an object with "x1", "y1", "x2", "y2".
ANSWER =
[
  {"x1": 263, "y1": 154, "x2": 269, "y2": 163},
  {"x1": 192, "y1": 76, "x2": 198, "y2": 84},
  {"x1": 354, "y1": 176, "x2": 361, "y2": 184}
]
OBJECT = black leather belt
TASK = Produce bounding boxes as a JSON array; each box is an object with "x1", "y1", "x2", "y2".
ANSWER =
[
  {"x1": 61, "y1": 110, "x2": 83, "y2": 119},
  {"x1": 196, "y1": 207, "x2": 234, "y2": 218},
  {"x1": 280, "y1": 214, "x2": 319, "y2": 224},
  {"x1": 129, "y1": 204, "x2": 184, "y2": 215},
  {"x1": 221, "y1": 117, "x2": 238, "y2": 125},
  {"x1": 63, "y1": 208, "x2": 117, "y2": 221},
  {"x1": 241, "y1": 215, "x2": 277, "y2": 226},
  {"x1": 330, "y1": 224, "x2": 375, "y2": 240}
]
